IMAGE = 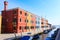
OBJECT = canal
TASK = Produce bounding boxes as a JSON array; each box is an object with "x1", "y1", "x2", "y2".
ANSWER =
[
  {"x1": 34, "y1": 34, "x2": 47, "y2": 40},
  {"x1": 13, "y1": 28, "x2": 60, "y2": 40},
  {"x1": 13, "y1": 34, "x2": 48, "y2": 40}
]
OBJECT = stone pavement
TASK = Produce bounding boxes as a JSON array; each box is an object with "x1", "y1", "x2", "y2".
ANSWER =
[{"x1": 0, "y1": 29, "x2": 43, "y2": 40}]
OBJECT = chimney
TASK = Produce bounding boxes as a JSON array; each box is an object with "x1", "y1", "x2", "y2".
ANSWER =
[{"x1": 4, "y1": 1, "x2": 8, "y2": 11}]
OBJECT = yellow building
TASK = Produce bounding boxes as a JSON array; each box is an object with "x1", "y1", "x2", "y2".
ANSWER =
[
  {"x1": 0, "y1": 15, "x2": 2, "y2": 33},
  {"x1": 26, "y1": 12, "x2": 32, "y2": 32}
]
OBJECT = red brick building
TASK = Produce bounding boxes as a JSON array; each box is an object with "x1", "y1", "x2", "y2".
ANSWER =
[
  {"x1": 2, "y1": 1, "x2": 36, "y2": 33},
  {"x1": 2, "y1": 7, "x2": 32, "y2": 33}
]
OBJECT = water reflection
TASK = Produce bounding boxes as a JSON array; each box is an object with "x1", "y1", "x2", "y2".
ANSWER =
[{"x1": 32, "y1": 36, "x2": 41, "y2": 40}]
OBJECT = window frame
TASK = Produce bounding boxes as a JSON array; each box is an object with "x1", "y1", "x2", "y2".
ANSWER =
[
  {"x1": 13, "y1": 26, "x2": 16, "y2": 30},
  {"x1": 31, "y1": 26, "x2": 34, "y2": 29},
  {"x1": 25, "y1": 13, "x2": 27, "y2": 16},
  {"x1": 20, "y1": 18, "x2": 21, "y2": 22},
  {"x1": 19, "y1": 26, "x2": 22, "y2": 30},
  {"x1": 20, "y1": 11, "x2": 22, "y2": 14}
]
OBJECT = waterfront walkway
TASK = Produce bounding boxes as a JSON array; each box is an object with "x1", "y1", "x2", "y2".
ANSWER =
[{"x1": 0, "y1": 29, "x2": 43, "y2": 40}]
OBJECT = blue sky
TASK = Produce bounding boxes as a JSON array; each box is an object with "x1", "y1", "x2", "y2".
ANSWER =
[{"x1": 0, "y1": 0, "x2": 60, "y2": 25}]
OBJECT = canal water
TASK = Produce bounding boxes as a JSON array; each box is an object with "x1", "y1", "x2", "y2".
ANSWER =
[
  {"x1": 13, "y1": 34, "x2": 48, "y2": 40},
  {"x1": 32, "y1": 34, "x2": 47, "y2": 40}
]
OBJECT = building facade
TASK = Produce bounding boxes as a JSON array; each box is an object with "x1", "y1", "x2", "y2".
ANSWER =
[
  {"x1": 48, "y1": 23, "x2": 52, "y2": 29},
  {"x1": 1, "y1": 1, "x2": 50, "y2": 33},
  {"x1": 2, "y1": 8, "x2": 40, "y2": 33},
  {"x1": 36, "y1": 16, "x2": 41, "y2": 29},
  {"x1": 31, "y1": 14, "x2": 36, "y2": 30},
  {"x1": 26, "y1": 12, "x2": 32, "y2": 32},
  {"x1": 41, "y1": 17, "x2": 49, "y2": 31}
]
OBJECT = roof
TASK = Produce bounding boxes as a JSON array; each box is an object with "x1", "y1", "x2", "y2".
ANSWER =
[{"x1": 2, "y1": 7, "x2": 19, "y2": 11}]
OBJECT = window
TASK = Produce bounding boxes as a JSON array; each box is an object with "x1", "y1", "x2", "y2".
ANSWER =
[
  {"x1": 25, "y1": 13, "x2": 27, "y2": 16},
  {"x1": 36, "y1": 21, "x2": 40, "y2": 24},
  {"x1": 26, "y1": 26, "x2": 29, "y2": 29},
  {"x1": 25, "y1": 26, "x2": 27, "y2": 29},
  {"x1": 41, "y1": 22, "x2": 43, "y2": 24},
  {"x1": 25, "y1": 20, "x2": 27, "y2": 22},
  {"x1": 25, "y1": 20, "x2": 28, "y2": 23},
  {"x1": 25, "y1": 26, "x2": 29, "y2": 29},
  {"x1": 31, "y1": 26, "x2": 34, "y2": 29},
  {"x1": 41, "y1": 26, "x2": 44, "y2": 28},
  {"x1": 13, "y1": 10, "x2": 16, "y2": 14},
  {"x1": 25, "y1": 20, "x2": 26, "y2": 22},
  {"x1": 13, "y1": 24, "x2": 16, "y2": 26},
  {"x1": 13, "y1": 19, "x2": 17, "y2": 28},
  {"x1": 27, "y1": 20, "x2": 28, "y2": 22},
  {"x1": 19, "y1": 26, "x2": 21, "y2": 30},
  {"x1": 36, "y1": 26, "x2": 39, "y2": 28},
  {"x1": 12, "y1": 22, "x2": 16, "y2": 25},
  {"x1": 13, "y1": 18, "x2": 17, "y2": 22},
  {"x1": 44, "y1": 26, "x2": 48, "y2": 28},
  {"x1": 20, "y1": 18, "x2": 21, "y2": 22},
  {"x1": 13, "y1": 26, "x2": 16, "y2": 30},
  {"x1": 20, "y1": 11, "x2": 22, "y2": 14},
  {"x1": 25, "y1": 27, "x2": 26, "y2": 29}
]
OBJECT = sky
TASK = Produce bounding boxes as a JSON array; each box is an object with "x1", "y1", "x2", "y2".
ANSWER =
[{"x1": 0, "y1": 0, "x2": 60, "y2": 25}]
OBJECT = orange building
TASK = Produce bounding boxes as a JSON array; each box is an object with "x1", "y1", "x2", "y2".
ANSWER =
[{"x1": 31, "y1": 14, "x2": 36, "y2": 30}]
